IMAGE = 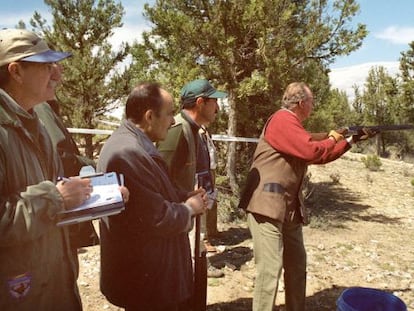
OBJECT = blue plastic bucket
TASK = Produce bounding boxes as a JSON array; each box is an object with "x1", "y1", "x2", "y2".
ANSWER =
[{"x1": 336, "y1": 287, "x2": 407, "y2": 311}]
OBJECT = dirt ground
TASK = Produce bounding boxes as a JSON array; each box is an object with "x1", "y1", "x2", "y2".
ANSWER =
[{"x1": 77, "y1": 152, "x2": 414, "y2": 310}]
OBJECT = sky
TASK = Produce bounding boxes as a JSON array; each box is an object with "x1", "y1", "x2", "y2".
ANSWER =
[
  {"x1": 1, "y1": 0, "x2": 414, "y2": 99},
  {"x1": 329, "y1": 0, "x2": 414, "y2": 98}
]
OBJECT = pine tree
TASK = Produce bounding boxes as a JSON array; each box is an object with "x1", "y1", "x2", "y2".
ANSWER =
[
  {"x1": 131, "y1": 0, "x2": 367, "y2": 194},
  {"x1": 399, "y1": 41, "x2": 414, "y2": 124},
  {"x1": 30, "y1": 0, "x2": 130, "y2": 158},
  {"x1": 306, "y1": 88, "x2": 353, "y2": 133},
  {"x1": 361, "y1": 66, "x2": 399, "y2": 155}
]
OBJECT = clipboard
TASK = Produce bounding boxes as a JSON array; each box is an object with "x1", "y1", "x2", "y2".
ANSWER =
[{"x1": 56, "y1": 171, "x2": 125, "y2": 226}]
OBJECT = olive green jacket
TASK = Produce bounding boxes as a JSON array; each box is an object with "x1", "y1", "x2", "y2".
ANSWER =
[
  {"x1": 157, "y1": 112, "x2": 198, "y2": 192},
  {"x1": 35, "y1": 102, "x2": 99, "y2": 249},
  {"x1": 34, "y1": 102, "x2": 95, "y2": 177},
  {"x1": 0, "y1": 90, "x2": 82, "y2": 310}
]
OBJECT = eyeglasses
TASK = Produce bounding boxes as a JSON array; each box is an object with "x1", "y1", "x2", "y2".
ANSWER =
[
  {"x1": 18, "y1": 61, "x2": 58, "y2": 72},
  {"x1": 203, "y1": 97, "x2": 218, "y2": 103}
]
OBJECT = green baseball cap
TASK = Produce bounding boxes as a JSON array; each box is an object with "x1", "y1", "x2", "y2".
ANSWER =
[{"x1": 180, "y1": 79, "x2": 227, "y2": 106}]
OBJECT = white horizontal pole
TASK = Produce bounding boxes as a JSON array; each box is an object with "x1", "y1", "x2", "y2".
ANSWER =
[
  {"x1": 68, "y1": 128, "x2": 259, "y2": 143},
  {"x1": 211, "y1": 134, "x2": 259, "y2": 143},
  {"x1": 67, "y1": 128, "x2": 114, "y2": 135}
]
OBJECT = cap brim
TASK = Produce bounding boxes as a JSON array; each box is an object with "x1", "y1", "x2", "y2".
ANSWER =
[
  {"x1": 20, "y1": 50, "x2": 72, "y2": 63},
  {"x1": 208, "y1": 90, "x2": 228, "y2": 99}
]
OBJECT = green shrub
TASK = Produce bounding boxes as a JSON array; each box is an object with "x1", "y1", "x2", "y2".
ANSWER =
[{"x1": 361, "y1": 154, "x2": 382, "y2": 171}]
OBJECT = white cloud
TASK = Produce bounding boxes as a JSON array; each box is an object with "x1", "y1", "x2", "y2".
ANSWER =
[
  {"x1": 329, "y1": 61, "x2": 400, "y2": 100},
  {"x1": 375, "y1": 26, "x2": 414, "y2": 45},
  {"x1": 109, "y1": 1, "x2": 152, "y2": 49},
  {"x1": 109, "y1": 23, "x2": 149, "y2": 49}
]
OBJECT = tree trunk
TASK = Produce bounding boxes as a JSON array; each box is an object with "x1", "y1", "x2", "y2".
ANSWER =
[
  {"x1": 85, "y1": 134, "x2": 94, "y2": 159},
  {"x1": 381, "y1": 134, "x2": 386, "y2": 156},
  {"x1": 375, "y1": 134, "x2": 382, "y2": 156},
  {"x1": 226, "y1": 93, "x2": 239, "y2": 195}
]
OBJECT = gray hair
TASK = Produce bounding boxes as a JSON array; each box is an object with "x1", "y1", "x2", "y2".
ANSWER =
[{"x1": 281, "y1": 82, "x2": 310, "y2": 109}]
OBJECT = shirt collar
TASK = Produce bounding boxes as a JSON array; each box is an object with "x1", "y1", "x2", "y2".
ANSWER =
[{"x1": 181, "y1": 110, "x2": 200, "y2": 130}]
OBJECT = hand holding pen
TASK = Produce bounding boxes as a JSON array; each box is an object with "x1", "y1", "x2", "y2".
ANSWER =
[{"x1": 56, "y1": 177, "x2": 93, "y2": 210}]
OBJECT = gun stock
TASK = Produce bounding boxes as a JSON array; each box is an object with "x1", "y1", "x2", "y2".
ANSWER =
[
  {"x1": 347, "y1": 124, "x2": 414, "y2": 136},
  {"x1": 193, "y1": 215, "x2": 207, "y2": 311}
]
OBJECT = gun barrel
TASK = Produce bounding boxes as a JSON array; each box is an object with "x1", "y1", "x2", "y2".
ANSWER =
[{"x1": 347, "y1": 124, "x2": 414, "y2": 135}]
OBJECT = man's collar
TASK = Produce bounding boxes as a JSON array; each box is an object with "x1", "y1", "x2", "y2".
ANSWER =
[{"x1": 181, "y1": 110, "x2": 200, "y2": 129}]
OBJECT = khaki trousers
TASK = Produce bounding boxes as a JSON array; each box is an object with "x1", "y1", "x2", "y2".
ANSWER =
[{"x1": 248, "y1": 212, "x2": 306, "y2": 311}]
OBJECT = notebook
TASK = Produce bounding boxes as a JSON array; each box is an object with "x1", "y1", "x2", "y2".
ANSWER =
[{"x1": 56, "y1": 170, "x2": 125, "y2": 226}]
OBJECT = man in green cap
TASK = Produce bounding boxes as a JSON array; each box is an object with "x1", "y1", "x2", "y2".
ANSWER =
[{"x1": 157, "y1": 79, "x2": 227, "y2": 278}]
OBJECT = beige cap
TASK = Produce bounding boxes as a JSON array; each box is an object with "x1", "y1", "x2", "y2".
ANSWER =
[{"x1": 0, "y1": 28, "x2": 71, "y2": 67}]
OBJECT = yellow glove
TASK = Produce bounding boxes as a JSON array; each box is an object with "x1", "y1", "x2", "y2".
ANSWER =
[
  {"x1": 328, "y1": 130, "x2": 344, "y2": 142},
  {"x1": 335, "y1": 128, "x2": 349, "y2": 136}
]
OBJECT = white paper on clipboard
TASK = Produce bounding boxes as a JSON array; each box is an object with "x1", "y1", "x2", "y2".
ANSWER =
[{"x1": 56, "y1": 171, "x2": 125, "y2": 226}]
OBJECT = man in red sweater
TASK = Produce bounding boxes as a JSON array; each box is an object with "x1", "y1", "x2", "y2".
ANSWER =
[{"x1": 239, "y1": 82, "x2": 375, "y2": 311}]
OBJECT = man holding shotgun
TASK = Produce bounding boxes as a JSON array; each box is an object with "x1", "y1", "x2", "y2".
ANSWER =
[{"x1": 239, "y1": 82, "x2": 377, "y2": 311}]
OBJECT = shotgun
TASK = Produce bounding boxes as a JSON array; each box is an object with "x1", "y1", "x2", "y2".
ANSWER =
[
  {"x1": 346, "y1": 124, "x2": 414, "y2": 136},
  {"x1": 193, "y1": 214, "x2": 207, "y2": 311}
]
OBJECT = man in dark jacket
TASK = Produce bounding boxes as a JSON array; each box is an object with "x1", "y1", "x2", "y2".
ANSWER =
[
  {"x1": 97, "y1": 82, "x2": 207, "y2": 311},
  {"x1": 0, "y1": 28, "x2": 92, "y2": 310}
]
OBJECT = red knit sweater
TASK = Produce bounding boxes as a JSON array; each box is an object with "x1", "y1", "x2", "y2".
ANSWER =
[{"x1": 264, "y1": 109, "x2": 351, "y2": 165}]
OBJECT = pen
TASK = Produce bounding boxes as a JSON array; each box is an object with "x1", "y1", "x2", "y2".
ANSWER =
[
  {"x1": 57, "y1": 176, "x2": 71, "y2": 183},
  {"x1": 119, "y1": 174, "x2": 124, "y2": 187}
]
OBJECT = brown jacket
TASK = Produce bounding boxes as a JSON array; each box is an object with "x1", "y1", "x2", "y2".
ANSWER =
[
  {"x1": 240, "y1": 129, "x2": 308, "y2": 223},
  {"x1": 239, "y1": 111, "x2": 351, "y2": 224}
]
